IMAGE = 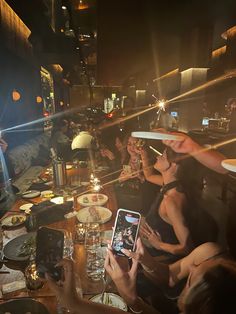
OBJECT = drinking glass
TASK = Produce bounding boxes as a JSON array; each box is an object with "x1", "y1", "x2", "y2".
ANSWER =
[
  {"x1": 86, "y1": 247, "x2": 106, "y2": 281},
  {"x1": 85, "y1": 223, "x2": 100, "y2": 250},
  {"x1": 63, "y1": 231, "x2": 74, "y2": 259}
]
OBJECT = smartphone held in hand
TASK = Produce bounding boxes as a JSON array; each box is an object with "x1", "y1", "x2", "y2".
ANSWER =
[
  {"x1": 35, "y1": 227, "x2": 64, "y2": 281},
  {"x1": 111, "y1": 209, "x2": 141, "y2": 257}
]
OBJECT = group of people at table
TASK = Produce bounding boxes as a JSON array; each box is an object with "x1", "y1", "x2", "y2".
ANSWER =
[
  {"x1": 1, "y1": 123, "x2": 236, "y2": 314},
  {"x1": 46, "y1": 127, "x2": 236, "y2": 314}
]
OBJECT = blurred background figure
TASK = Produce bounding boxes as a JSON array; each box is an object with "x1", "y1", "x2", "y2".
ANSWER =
[{"x1": 51, "y1": 119, "x2": 72, "y2": 161}]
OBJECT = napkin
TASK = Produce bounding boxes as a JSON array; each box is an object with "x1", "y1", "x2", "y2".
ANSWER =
[
  {"x1": 28, "y1": 182, "x2": 50, "y2": 191},
  {"x1": 25, "y1": 200, "x2": 73, "y2": 231}
]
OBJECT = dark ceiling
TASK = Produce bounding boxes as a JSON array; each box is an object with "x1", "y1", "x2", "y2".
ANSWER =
[{"x1": 5, "y1": 0, "x2": 236, "y2": 86}]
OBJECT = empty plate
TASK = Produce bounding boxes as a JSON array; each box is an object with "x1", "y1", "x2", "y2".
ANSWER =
[
  {"x1": 131, "y1": 131, "x2": 183, "y2": 141},
  {"x1": 19, "y1": 203, "x2": 33, "y2": 214},
  {"x1": 221, "y1": 159, "x2": 236, "y2": 172},
  {"x1": 22, "y1": 190, "x2": 41, "y2": 199}
]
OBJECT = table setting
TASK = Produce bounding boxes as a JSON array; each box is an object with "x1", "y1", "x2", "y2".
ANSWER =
[{"x1": 0, "y1": 161, "x2": 124, "y2": 313}]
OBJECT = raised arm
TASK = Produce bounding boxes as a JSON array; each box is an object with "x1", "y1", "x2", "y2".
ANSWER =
[
  {"x1": 123, "y1": 239, "x2": 222, "y2": 289},
  {"x1": 140, "y1": 149, "x2": 163, "y2": 186},
  {"x1": 163, "y1": 133, "x2": 227, "y2": 174}
]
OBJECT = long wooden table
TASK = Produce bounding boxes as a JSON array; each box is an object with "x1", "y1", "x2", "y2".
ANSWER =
[{"x1": 0, "y1": 166, "x2": 118, "y2": 313}]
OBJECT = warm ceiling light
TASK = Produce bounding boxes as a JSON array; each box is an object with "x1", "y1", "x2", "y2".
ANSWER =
[
  {"x1": 62, "y1": 5, "x2": 67, "y2": 9},
  {"x1": 36, "y1": 96, "x2": 43, "y2": 103},
  {"x1": 12, "y1": 89, "x2": 21, "y2": 102}
]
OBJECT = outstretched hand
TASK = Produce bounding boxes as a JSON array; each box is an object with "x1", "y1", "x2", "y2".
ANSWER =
[
  {"x1": 46, "y1": 259, "x2": 79, "y2": 310},
  {"x1": 105, "y1": 248, "x2": 138, "y2": 306},
  {"x1": 162, "y1": 132, "x2": 199, "y2": 155}
]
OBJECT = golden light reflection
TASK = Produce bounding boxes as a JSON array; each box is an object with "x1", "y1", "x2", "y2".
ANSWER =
[
  {"x1": 212, "y1": 46, "x2": 226, "y2": 59},
  {"x1": 222, "y1": 25, "x2": 236, "y2": 40}
]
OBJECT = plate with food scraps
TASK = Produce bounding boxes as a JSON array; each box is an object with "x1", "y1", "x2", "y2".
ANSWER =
[
  {"x1": 77, "y1": 193, "x2": 108, "y2": 207},
  {"x1": 40, "y1": 190, "x2": 54, "y2": 198},
  {"x1": 131, "y1": 131, "x2": 183, "y2": 141},
  {"x1": 51, "y1": 196, "x2": 73, "y2": 205},
  {"x1": 22, "y1": 190, "x2": 41, "y2": 199},
  {"x1": 19, "y1": 203, "x2": 33, "y2": 214},
  {"x1": 90, "y1": 293, "x2": 127, "y2": 311},
  {"x1": 3, "y1": 232, "x2": 36, "y2": 261},
  {"x1": 76, "y1": 206, "x2": 112, "y2": 224},
  {"x1": 1, "y1": 214, "x2": 26, "y2": 228}
]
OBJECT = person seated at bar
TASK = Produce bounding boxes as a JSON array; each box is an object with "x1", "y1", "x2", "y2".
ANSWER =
[
  {"x1": 51, "y1": 119, "x2": 72, "y2": 161},
  {"x1": 71, "y1": 122, "x2": 96, "y2": 161},
  {"x1": 47, "y1": 239, "x2": 236, "y2": 314},
  {"x1": 139, "y1": 146, "x2": 218, "y2": 261}
]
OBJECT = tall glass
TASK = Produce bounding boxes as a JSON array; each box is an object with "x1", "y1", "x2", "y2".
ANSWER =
[
  {"x1": 84, "y1": 223, "x2": 100, "y2": 250},
  {"x1": 86, "y1": 247, "x2": 106, "y2": 281}
]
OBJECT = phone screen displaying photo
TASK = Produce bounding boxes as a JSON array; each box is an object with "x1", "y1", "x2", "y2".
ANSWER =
[{"x1": 111, "y1": 209, "x2": 141, "y2": 257}]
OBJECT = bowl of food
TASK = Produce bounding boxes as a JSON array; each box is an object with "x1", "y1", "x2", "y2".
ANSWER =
[{"x1": 90, "y1": 293, "x2": 127, "y2": 311}]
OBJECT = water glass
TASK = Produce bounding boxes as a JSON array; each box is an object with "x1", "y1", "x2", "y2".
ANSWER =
[
  {"x1": 85, "y1": 223, "x2": 100, "y2": 250},
  {"x1": 63, "y1": 231, "x2": 74, "y2": 259},
  {"x1": 86, "y1": 247, "x2": 106, "y2": 281}
]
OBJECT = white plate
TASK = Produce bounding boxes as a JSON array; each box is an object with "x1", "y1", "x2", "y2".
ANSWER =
[
  {"x1": 20, "y1": 203, "x2": 34, "y2": 211},
  {"x1": 90, "y1": 293, "x2": 127, "y2": 311},
  {"x1": 22, "y1": 190, "x2": 41, "y2": 199},
  {"x1": 131, "y1": 131, "x2": 183, "y2": 141},
  {"x1": 1, "y1": 214, "x2": 26, "y2": 228},
  {"x1": 19, "y1": 203, "x2": 33, "y2": 212},
  {"x1": 40, "y1": 190, "x2": 54, "y2": 198},
  {"x1": 66, "y1": 165, "x2": 73, "y2": 170},
  {"x1": 221, "y1": 159, "x2": 236, "y2": 172},
  {"x1": 76, "y1": 206, "x2": 112, "y2": 223},
  {"x1": 77, "y1": 193, "x2": 108, "y2": 207},
  {"x1": 50, "y1": 196, "x2": 73, "y2": 204}
]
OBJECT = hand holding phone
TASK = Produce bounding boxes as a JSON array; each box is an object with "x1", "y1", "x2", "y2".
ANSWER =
[
  {"x1": 111, "y1": 209, "x2": 141, "y2": 257},
  {"x1": 36, "y1": 227, "x2": 64, "y2": 281}
]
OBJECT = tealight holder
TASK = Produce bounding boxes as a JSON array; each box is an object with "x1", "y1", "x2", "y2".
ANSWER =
[
  {"x1": 25, "y1": 262, "x2": 44, "y2": 290},
  {"x1": 75, "y1": 223, "x2": 86, "y2": 244}
]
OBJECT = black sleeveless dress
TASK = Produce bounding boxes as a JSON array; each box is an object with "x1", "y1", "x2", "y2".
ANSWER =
[{"x1": 145, "y1": 180, "x2": 185, "y2": 260}]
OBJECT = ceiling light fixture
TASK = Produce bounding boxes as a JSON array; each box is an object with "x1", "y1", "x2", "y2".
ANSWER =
[{"x1": 62, "y1": 5, "x2": 67, "y2": 10}]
